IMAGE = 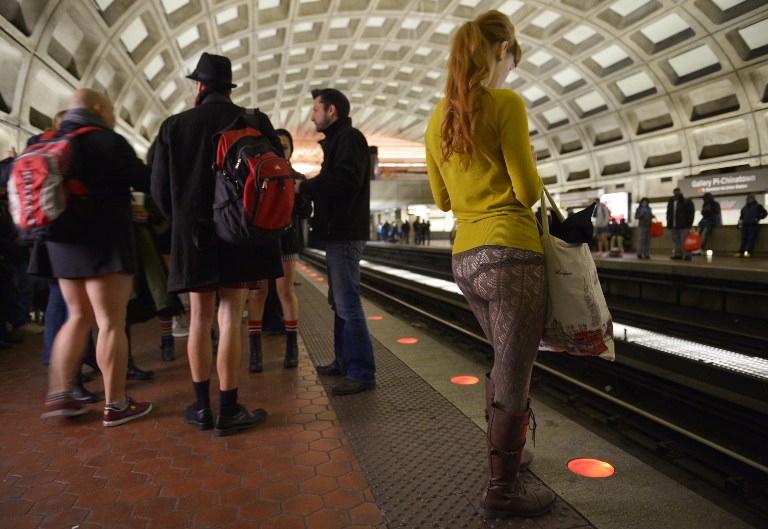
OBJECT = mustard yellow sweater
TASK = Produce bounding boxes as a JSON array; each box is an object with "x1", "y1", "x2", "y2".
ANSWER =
[{"x1": 425, "y1": 87, "x2": 543, "y2": 255}]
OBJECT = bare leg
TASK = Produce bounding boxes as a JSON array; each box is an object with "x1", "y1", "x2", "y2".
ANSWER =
[
  {"x1": 84, "y1": 273, "x2": 132, "y2": 403},
  {"x1": 49, "y1": 279, "x2": 95, "y2": 395},
  {"x1": 188, "y1": 290, "x2": 216, "y2": 382},
  {"x1": 275, "y1": 260, "x2": 298, "y2": 321},
  {"x1": 216, "y1": 287, "x2": 248, "y2": 390},
  {"x1": 247, "y1": 284, "x2": 268, "y2": 322}
]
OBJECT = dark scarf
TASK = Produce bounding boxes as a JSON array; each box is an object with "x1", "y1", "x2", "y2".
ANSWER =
[
  {"x1": 194, "y1": 88, "x2": 232, "y2": 107},
  {"x1": 60, "y1": 108, "x2": 112, "y2": 130}
]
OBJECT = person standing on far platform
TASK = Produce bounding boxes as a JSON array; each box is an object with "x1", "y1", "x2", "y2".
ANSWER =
[
  {"x1": 735, "y1": 193, "x2": 767, "y2": 257},
  {"x1": 593, "y1": 198, "x2": 611, "y2": 256},
  {"x1": 295, "y1": 88, "x2": 376, "y2": 396},
  {"x1": 693, "y1": 192, "x2": 721, "y2": 255},
  {"x1": 667, "y1": 187, "x2": 695, "y2": 260},
  {"x1": 634, "y1": 197, "x2": 653, "y2": 259},
  {"x1": 424, "y1": 10, "x2": 556, "y2": 518}
]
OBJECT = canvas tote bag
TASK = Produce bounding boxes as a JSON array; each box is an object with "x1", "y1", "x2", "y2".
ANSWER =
[{"x1": 539, "y1": 187, "x2": 615, "y2": 361}]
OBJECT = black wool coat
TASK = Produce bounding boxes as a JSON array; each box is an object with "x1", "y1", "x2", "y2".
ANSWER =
[
  {"x1": 299, "y1": 117, "x2": 370, "y2": 242},
  {"x1": 150, "y1": 92, "x2": 283, "y2": 293}
]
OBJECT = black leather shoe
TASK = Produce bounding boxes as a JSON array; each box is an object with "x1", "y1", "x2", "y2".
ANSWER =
[
  {"x1": 329, "y1": 379, "x2": 376, "y2": 396},
  {"x1": 185, "y1": 404, "x2": 213, "y2": 430},
  {"x1": 316, "y1": 363, "x2": 344, "y2": 376},
  {"x1": 215, "y1": 405, "x2": 268, "y2": 437},
  {"x1": 160, "y1": 337, "x2": 175, "y2": 362},
  {"x1": 126, "y1": 365, "x2": 154, "y2": 380},
  {"x1": 71, "y1": 380, "x2": 99, "y2": 403}
]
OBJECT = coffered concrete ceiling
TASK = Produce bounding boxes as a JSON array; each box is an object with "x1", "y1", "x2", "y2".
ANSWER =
[{"x1": 1, "y1": 0, "x2": 767, "y2": 185}]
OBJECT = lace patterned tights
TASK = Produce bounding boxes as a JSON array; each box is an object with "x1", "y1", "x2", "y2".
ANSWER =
[{"x1": 452, "y1": 247, "x2": 546, "y2": 415}]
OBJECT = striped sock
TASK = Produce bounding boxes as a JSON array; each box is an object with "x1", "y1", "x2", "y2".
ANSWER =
[
  {"x1": 284, "y1": 320, "x2": 298, "y2": 334},
  {"x1": 248, "y1": 320, "x2": 262, "y2": 336},
  {"x1": 159, "y1": 316, "x2": 172, "y2": 339}
]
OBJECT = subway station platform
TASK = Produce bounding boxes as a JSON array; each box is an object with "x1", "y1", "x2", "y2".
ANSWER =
[{"x1": 0, "y1": 261, "x2": 756, "y2": 528}]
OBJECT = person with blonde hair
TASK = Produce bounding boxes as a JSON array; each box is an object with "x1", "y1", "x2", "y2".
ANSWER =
[
  {"x1": 424, "y1": 10, "x2": 556, "y2": 518},
  {"x1": 33, "y1": 89, "x2": 152, "y2": 425}
]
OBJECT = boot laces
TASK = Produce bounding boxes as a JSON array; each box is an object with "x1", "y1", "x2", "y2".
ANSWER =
[{"x1": 528, "y1": 407, "x2": 537, "y2": 447}]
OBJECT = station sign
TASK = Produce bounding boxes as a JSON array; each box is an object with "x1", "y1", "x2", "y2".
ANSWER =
[{"x1": 678, "y1": 168, "x2": 768, "y2": 197}]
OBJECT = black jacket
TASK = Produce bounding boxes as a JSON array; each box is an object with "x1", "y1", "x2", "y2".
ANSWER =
[
  {"x1": 299, "y1": 117, "x2": 370, "y2": 242},
  {"x1": 150, "y1": 91, "x2": 283, "y2": 293},
  {"x1": 666, "y1": 196, "x2": 695, "y2": 229}
]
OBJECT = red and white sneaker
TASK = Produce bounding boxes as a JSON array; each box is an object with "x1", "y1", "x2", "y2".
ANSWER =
[
  {"x1": 41, "y1": 395, "x2": 89, "y2": 419},
  {"x1": 103, "y1": 396, "x2": 152, "y2": 427}
]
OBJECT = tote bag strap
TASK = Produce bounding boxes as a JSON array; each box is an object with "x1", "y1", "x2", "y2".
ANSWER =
[{"x1": 540, "y1": 186, "x2": 566, "y2": 236}]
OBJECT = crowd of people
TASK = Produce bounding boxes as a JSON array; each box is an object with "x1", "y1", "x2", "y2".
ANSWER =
[
  {"x1": 1, "y1": 10, "x2": 767, "y2": 521},
  {"x1": 376, "y1": 218, "x2": 432, "y2": 244},
  {"x1": 0, "y1": 53, "x2": 376, "y2": 436}
]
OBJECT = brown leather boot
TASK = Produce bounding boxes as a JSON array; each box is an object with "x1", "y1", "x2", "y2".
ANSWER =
[
  {"x1": 480, "y1": 404, "x2": 556, "y2": 518},
  {"x1": 485, "y1": 373, "x2": 533, "y2": 471}
]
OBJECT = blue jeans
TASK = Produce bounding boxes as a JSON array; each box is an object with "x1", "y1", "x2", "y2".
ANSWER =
[
  {"x1": 8, "y1": 247, "x2": 32, "y2": 328},
  {"x1": 698, "y1": 220, "x2": 716, "y2": 250},
  {"x1": 739, "y1": 225, "x2": 759, "y2": 254},
  {"x1": 324, "y1": 241, "x2": 375, "y2": 383},
  {"x1": 669, "y1": 227, "x2": 690, "y2": 258}
]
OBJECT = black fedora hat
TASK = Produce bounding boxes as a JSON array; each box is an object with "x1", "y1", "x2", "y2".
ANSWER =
[{"x1": 186, "y1": 52, "x2": 237, "y2": 88}]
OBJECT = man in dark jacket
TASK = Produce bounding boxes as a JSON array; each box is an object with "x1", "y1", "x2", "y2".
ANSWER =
[
  {"x1": 150, "y1": 53, "x2": 283, "y2": 436},
  {"x1": 666, "y1": 187, "x2": 695, "y2": 260},
  {"x1": 297, "y1": 88, "x2": 376, "y2": 396}
]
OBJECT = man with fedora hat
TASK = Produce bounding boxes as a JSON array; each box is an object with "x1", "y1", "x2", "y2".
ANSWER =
[{"x1": 150, "y1": 52, "x2": 284, "y2": 436}]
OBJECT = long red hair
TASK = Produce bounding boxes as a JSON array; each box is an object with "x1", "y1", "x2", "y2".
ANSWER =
[{"x1": 441, "y1": 10, "x2": 522, "y2": 166}]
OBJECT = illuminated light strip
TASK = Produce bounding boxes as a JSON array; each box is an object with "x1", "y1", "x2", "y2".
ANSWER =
[
  {"x1": 613, "y1": 323, "x2": 768, "y2": 381},
  {"x1": 305, "y1": 248, "x2": 767, "y2": 382}
]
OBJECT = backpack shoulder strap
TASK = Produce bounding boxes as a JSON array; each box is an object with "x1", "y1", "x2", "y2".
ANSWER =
[{"x1": 65, "y1": 126, "x2": 102, "y2": 138}]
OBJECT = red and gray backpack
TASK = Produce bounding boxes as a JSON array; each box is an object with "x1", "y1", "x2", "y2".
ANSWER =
[
  {"x1": 212, "y1": 109, "x2": 295, "y2": 246},
  {"x1": 7, "y1": 126, "x2": 98, "y2": 242}
]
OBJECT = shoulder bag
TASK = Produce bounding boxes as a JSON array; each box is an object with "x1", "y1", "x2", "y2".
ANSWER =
[{"x1": 539, "y1": 187, "x2": 615, "y2": 361}]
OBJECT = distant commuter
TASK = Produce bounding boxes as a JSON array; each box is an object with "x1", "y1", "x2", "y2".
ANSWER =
[
  {"x1": 609, "y1": 219, "x2": 631, "y2": 257},
  {"x1": 735, "y1": 193, "x2": 767, "y2": 257},
  {"x1": 424, "y1": 10, "x2": 556, "y2": 518},
  {"x1": 634, "y1": 197, "x2": 653, "y2": 259},
  {"x1": 247, "y1": 128, "x2": 310, "y2": 372},
  {"x1": 401, "y1": 219, "x2": 410, "y2": 244},
  {"x1": 30, "y1": 89, "x2": 152, "y2": 425},
  {"x1": 296, "y1": 87, "x2": 376, "y2": 396},
  {"x1": 693, "y1": 192, "x2": 721, "y2": 255},
  {"x1": 593, "y1": 198, "x2": 611, "y2": 256},
  {"x1": 666, "y1": 187, "x2": 695, "y2": 260},
  {"x1": 151, "y1": 52, "x2": 283, "y2": 436}
]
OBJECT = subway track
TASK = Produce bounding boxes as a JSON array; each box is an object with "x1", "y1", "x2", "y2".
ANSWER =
[{"x1": 302, "y1": 247, "x2": 768, "y2": 528}]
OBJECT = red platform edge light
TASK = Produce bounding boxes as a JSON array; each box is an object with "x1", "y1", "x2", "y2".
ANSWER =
[
  {"x1": 367, "y1": 316, "x2": 384, "y2": 321},
  {"x1": 451, "y1": 376, "x2": 480, "y2": 385},
  {"x1": 567, "y1": 458, "x2": 615, "y2": 478},
  {"x1": 397, "y1": 337, "x2": 419, "y2": 344},
  {"x1": 315, "y1": 277, "x2": 324, "y2": 281}
]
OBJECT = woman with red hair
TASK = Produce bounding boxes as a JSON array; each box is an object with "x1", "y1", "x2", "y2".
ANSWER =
[{"x1": 424, "y1": 10, "x2": 556, "y2": 518}]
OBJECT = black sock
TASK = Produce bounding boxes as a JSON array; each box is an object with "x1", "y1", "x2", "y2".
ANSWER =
[
  {"x1": 193, "y1": 380, "x2": 210, "y2": 411},
  {"x1": 219, "y1": 388, "x2": 238, "y2": 417}
]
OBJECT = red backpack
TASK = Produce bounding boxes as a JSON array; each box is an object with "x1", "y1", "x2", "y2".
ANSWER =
[
  {"x1": 212, "y1": 109, "x2": 295, "y2": 246},
  {"x1": 7, "y1": 126, "x2": 99, "y2": 242}
]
